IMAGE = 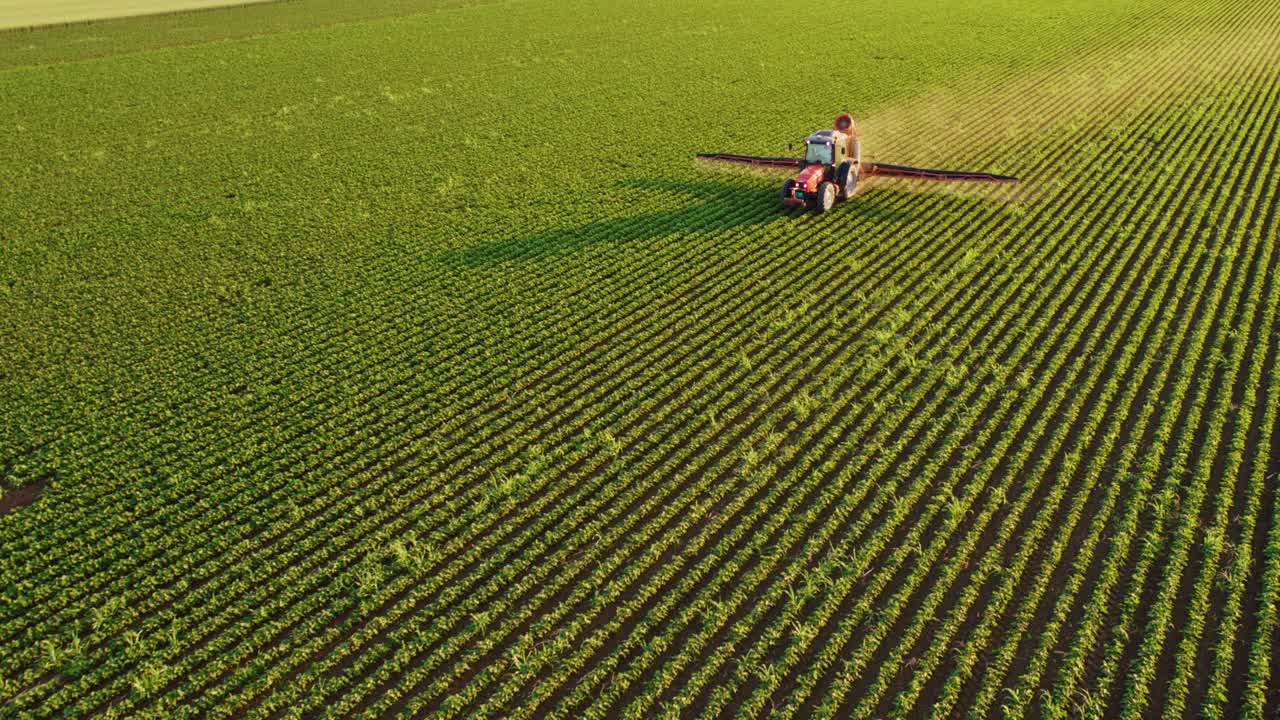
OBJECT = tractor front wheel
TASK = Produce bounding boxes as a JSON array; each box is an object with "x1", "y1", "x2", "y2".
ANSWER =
[
  {"x1": 780, "y1": 179, "x2": 798, "y2": 208},
  {"x1": 813, "y1": 181, "x2": 836, "y2": 213}
]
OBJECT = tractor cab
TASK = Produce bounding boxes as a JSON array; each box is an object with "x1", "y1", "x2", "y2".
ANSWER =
[
  {"x1": 803, "y1": 130, "x2": 842, "y2": 167},
  {"x1": 803, "y1": 128, "x2": 860, "y2": 169}
]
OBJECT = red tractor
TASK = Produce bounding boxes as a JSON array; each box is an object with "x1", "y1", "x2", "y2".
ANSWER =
[{"x1": 699, "y1": 113, "x2": 1018, "y2": 212}]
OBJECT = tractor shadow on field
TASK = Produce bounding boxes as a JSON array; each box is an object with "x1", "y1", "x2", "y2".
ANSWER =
[{"x1": 438, "y1": 177, "x2": 918, "y2": 268}]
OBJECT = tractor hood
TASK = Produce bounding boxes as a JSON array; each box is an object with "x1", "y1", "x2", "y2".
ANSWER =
[{"x1": 796, "y1": 164, "x2": 826, "y2": 190}]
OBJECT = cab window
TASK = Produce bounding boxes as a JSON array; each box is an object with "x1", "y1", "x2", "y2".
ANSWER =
[{"x1": 804, "y1": 141, "x2": 833, "y2": 165}]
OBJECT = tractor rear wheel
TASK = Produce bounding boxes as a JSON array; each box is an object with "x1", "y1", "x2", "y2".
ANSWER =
[
  {"x1": 814, "y1": 181, "x2": 836, "y2": 213},
  {"x1": 836, "y1": 160, "x2": 859, "y2": 200}
]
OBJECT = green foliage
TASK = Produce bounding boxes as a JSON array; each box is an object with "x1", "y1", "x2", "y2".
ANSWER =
[{"x1": 0, "y1": 0, "x2": 1276, "y2": 717}]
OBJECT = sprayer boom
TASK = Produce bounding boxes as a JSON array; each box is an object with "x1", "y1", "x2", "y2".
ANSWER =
[
  {"x1": 696, "y1": 113, "x2": 1019, "y2": 212},
  {"x1": 695, "y1": 153, "x2": 801, "y2": 169},
  {"x1": 862, "y1": 162, "x2": 1019, "y2": 184}
]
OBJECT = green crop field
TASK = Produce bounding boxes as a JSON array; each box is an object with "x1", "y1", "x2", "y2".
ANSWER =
[{"x1": 1, "y1": 0, "x2": 1278, "y2": 716}]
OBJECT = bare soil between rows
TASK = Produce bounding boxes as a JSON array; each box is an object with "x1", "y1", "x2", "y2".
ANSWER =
[{"x1": 0, "y1": 479, "x2": 47, "y2": 517}]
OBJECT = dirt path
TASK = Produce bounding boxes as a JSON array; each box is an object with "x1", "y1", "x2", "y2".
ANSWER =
[{"x1": 0, "y1": 0, "x2": 274, "y2": 30}]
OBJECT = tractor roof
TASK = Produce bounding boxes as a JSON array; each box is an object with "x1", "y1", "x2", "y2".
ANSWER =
[{"x1": 807, "y1": 129, "x2": 847, "y2": 144}]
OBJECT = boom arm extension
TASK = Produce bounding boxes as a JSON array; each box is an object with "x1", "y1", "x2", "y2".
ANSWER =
[
  {"x1": 696, "y1": 153, "x2": 801, "y2": 169},
  {"x1": 697, "y1": 153, "x2": 1019, "y2": 184},
  {"x1": 862, "y1": 162, "x2": 1019, "y2": 184}
]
